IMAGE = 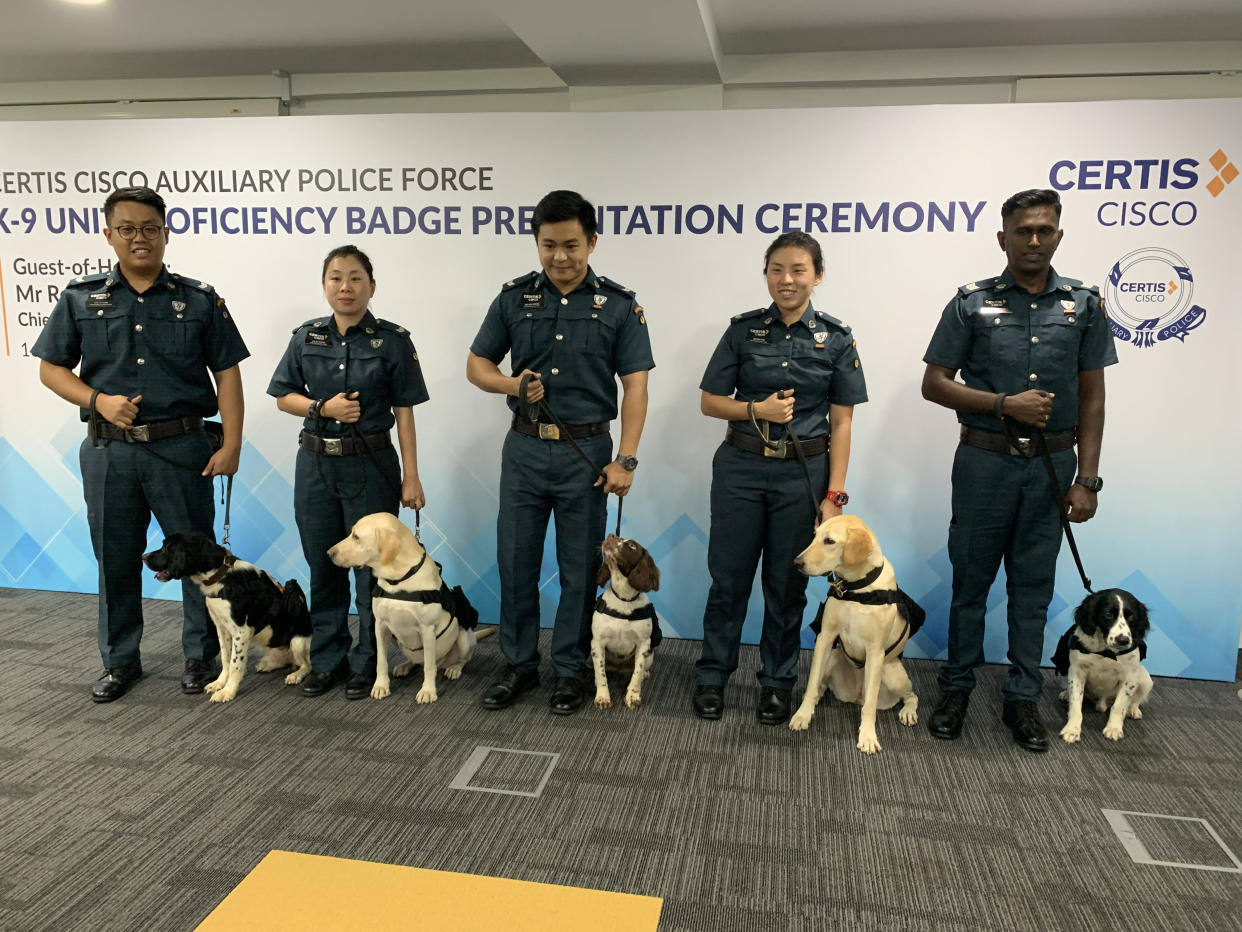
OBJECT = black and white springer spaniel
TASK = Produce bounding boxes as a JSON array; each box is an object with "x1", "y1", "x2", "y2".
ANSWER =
[
  {"x1": 143, "y1": 531, "x2": 312, "y2": 702},
  {"x1": 1052, "y1": 588, "x2": 1153, "y2": 743},
  {"x1": 590, "y1": 534, "x2": 661, "y2": 710}
]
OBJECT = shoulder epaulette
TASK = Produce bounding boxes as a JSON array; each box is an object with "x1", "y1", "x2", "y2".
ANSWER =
[
  {"x1": 170, "y1": 273, "x2": 216, "y2": 293},
  {"x1": 593, "y1": 275, "x2": 634, "y2": 297},
  {"x1": 957, "y1": 276, "x2": 1000, "y2": 295},
  {"x1": 291, "y1": 317, "x2": 330, "y2": 334},
  {"x1": 373, "y1": 317, "x2": 409, "y2": 335},
  {"x1": 730, "y1": 308, "x2": 767, "y2": 325},
  {"x1": 1058, "y1": 278, "x2": 1100, "y2": 296},
  {"x1": 501, "y1": 271, "x2": 538, "y2": 291},
  {"x1": 814, "y1": 310, "x2": 851, "y2": 333},
  {"x1": 66, "y1": 272, "x2": 110, "y2": 289}
]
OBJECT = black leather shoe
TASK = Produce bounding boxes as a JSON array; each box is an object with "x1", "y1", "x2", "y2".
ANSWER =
[
  {"x1": 301, "y1": 661, "x2": 348, "y2": 697},
  {"x1": 482, "y1": 667, "x2": 540, "y2": 710},
  {"x1": 929, "y1": 690, "x2": 970, "y2": 740},
  {"x1": 1002, "y1": 699, "x2": 1050, "y2": 753},
  {"x1": 692, "y1": 684, "x2": 724, "y2": 720},
  {"x1": 345, "y1": 671, "x2": 376, "y2": 700},
  {"x1": 91, "y1": 664, "x2": 143, "y2": 703},
  {"x1": 549, "y1": 675, "x2": 587, "y2": 715},
  {"x1": 180, "y1": 658, "x2": 217, "y2": 695},
  {"x1": 756, "y1": 686, "x2": 792, "y2": 726}
]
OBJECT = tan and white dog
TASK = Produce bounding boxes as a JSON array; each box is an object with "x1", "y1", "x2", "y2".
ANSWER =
[
  {"x1": 328, "y1": 512, "x2": 486, "y2": 703},
  {"x1": 590, "y1": 534, "x2": 661, "y2": 710},
  {"x1": 789, "y1": 515, "x2": 921, "y2": 754}
]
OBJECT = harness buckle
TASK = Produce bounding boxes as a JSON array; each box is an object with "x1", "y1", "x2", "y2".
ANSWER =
[
  {"x1": 537, "y1": 422, "x2": 560, "y2": 441},
  {"x1": 127, "y1": 425, "x2": 150, "y2": 442},
  {"x1": 762, "y1": 438, "x2": 787, "y2": 458},
  {"x1": 322, "y1": 437, "x2": 343, "y2": 456},
  {"x1": 829, "y1": 575, "x2": 845, "y2": 598}
]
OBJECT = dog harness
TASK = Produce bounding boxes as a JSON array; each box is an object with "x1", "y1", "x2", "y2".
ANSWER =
[
  {"x1": 809, "y1": 566, "x2": 927, "y2": 669},
  {"x1": 594, "y1": 595, "x2": 663, "y2": 648},
  {"x1": 371, "y1": 555, "x2": 479, "y2": 631},
  {"x1": 1051, "y1": 625, "x2": 1146, "y2": 677}
]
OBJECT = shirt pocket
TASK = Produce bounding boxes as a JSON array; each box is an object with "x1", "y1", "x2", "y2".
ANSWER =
[
  {"x1": 973, "y1": 311, "x2": 1026, "y2": 373},
  {"x1": 737, "y1": 342, "x2": 788, "y2": 395},
  {"x1": 145, "y1": 303, "x2": 208, "y2": 366},
  {"x1": 511, "y1": 308, "x2": 556, "y2": 361},
  {"x1": 348, "y1": 340, "x2": 391, "y2": 404},
  {"x1": 565, "y1": 308, "x2": 616, "y2": 357},
  {"x1": 72, "y1": 304, "x2": 128, "y2": 356},
  {"x1": 1032, "y1": 313, "x2": 1079, "y2": 372},
  {"x1": 791, "y1": 342, "x2": 836, "y2": 398}
]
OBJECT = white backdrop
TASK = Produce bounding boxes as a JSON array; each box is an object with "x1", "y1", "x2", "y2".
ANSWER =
[{"x1": 2, "y1": 99, "x2": 1239, "y2": 679}]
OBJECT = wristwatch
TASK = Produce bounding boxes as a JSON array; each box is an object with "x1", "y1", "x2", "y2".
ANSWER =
[
  {"x1": 824, "y1": 490, "x2": 849, "y2": 506},
  {"x1": 1074, "y1": 475, "x2": 1103, "y2": 492},
  {"x1": 615, "y1": 454, "x2": 638, "y2": 472}
]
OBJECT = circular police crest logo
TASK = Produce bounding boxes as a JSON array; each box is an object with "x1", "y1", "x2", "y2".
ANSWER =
[{"x1": 1104, "y1": 246, "x2": 1207, "y2": 349}]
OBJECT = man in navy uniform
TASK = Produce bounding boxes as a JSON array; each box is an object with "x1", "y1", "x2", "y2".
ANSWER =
[
  {"x1": 921, "y1": 188, "x2": 1116, "y2": 751},
  {"x1": 467, "y1": 189, "x2": 654, "y2": 715},
  {"x1": 33, "y1": 186, "x2": 247, "y2": 702}
]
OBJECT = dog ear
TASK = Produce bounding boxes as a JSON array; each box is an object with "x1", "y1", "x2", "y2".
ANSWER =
[
  {"x1": 628, "y1": 552, "x2": 660, "y2": 593},
  {"x1": 842, "y1": 526, "x2": 874, "y2": 567},
  {"x1": 376, "y1": 526, "x2": 400, "y2": 568},
  {"x1": 596, "y1": 561, "x2": 610, "y2": 588},
  {"x1": 1074, "y1": 591, "x2": 1101, "y2": 630},
  {"x1": 1127, "y1": 593, "x2": 1151, "y2": 640}
]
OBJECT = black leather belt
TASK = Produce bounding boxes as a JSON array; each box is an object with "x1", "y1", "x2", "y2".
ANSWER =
[
  {"x1": 510, "y1": 415, "x2": 608, "y2": 441},
  {"x1": 960, "y1": 426, "x2": 1076, "y2": 457},
  {"x1": 299, "y1": 430, "x2": 391, "y2": 456},
  {"x1": 725, "y1": 427, "x2": 829, "y2": 459},
  {"x1": 91, "y1": 416, "x2": 203, "y2": 443}
]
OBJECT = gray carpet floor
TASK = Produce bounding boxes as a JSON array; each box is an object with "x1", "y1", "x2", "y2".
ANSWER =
[{"x1": 1, "y1": 587, "x2": 1240, "y2": 932}]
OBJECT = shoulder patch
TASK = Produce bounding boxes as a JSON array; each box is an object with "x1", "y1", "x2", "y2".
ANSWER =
[
  {"x1": 729, "y1": 308, "x2": 767, "y2": 325},
  {"x1": 957, "y1": 277, "x2": 999, "y2": 296},
  {"x1": 594, "y1": 275, "x2": 634, "y2": 297},
  {"x1": 66, "y1": 272, "x2": 109, "y2": 289},
  {"x1": 501, "y1": 271, "x2": 538, "y2": 292},
  {"x1": 373, "y1": 317, "x2": 409, "y2": 335}
]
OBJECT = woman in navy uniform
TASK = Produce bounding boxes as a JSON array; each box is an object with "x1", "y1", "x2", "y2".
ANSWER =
[
  {"x1": 692, "y1": 232, "x2": 868, "y2": 725},
  {"x1": 268, "y1": 245, "x2": 428, "y2": 699}
]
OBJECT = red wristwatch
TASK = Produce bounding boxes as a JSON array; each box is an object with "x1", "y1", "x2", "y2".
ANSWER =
[{"x1": 824, "y1": 490, "x2": 849, "y2": 506}]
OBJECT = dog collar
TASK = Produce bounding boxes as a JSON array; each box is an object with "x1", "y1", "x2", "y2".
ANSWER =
[
  {"x1": 827, "y1": 565, "x2": 883, "y2": 597},
  {"x1": 594, "y1": 596, "x2": 656, "y2": 622},
  {"x1": 1051, "y1": 624, "x2": 1147, "y2": 676},
  {"x1": 201, "y1": 552, "x2": 235, "y2": 587},
  {"x1": 1071, "y1": 633, "x2": 1145, "y2": 661},
  {"x1": 381, "y1": 552, "x2": 426, "y2": 587}
]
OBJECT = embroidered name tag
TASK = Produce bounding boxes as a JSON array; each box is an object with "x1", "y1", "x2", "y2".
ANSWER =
[
  {"x1": 747, "y1": 327, "x2": 771, "y2": 343},
  {"x1": 520, "y1": 292, "x2": 545, "y2": 310},
  {"x1": 86, "y1": 292, "x2": 114, "y2": 309},
  {"x1": 304, "y1": 331, "x2": 332, "y2": 347},
  {"x1": 982, "y1": 299, "x2": 1008, "y2": 309}
]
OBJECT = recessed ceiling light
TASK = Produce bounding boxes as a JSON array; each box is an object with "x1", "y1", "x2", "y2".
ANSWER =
[{"x1": 60, "y1": 0, "x2": 109, "y2": 7}]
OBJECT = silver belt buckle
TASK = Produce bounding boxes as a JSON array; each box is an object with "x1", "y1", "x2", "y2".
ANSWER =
[
  {"x1": 538, "y1": 423, "x2": 560, "y2": 441},
  {"x1": 763, "y1": 438, "x2": 787, "y2": 458},
  {"x1": 127, "y1": 425, "x2": 150, "y2": 442},
  {"x1": 323, "y1": 437, "x2": 343, "y2": 455},
  {"x1": 1012, "y1": 436, "x2": 1033, "y2": 456}
]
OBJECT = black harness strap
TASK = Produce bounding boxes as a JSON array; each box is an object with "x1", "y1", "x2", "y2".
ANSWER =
[
  {"x1": 379, "y1": 551, "x2": 427, "y2": 587},
  {"x1": 593, "y1": 595, "x2": 662, "y2": 648},
  {"x1": 1051, "y1": 624, "x2": 1146, "y2": 676},
  {"x1": 808, "y1": 566, "x2": 927, "y2": 669}
]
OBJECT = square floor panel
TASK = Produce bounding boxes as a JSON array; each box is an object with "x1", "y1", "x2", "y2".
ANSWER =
[
  {"x1": 1103, "y1": 809, "x2": 1242, "y2": 873},
  {"x1": 450, "y1": 746, "x2": 559, "y2": 798}
]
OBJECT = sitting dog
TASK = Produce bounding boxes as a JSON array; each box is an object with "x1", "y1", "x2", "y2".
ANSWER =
[
  {"x1": 789, "y1": 515, "x2": 923, "y2": 754},
  {"x1": 143, "y1": 531, "x2": 312, "y2": 702},
  {"x1": 328, "y1": 512, "x2": 482, "y2": 703},
  {"x1": 590, "y1": 534, "x2": 661, "y2": 709},
  {"x1": 1053, "y1": 588, "x2": 1153, "y2": 743}
]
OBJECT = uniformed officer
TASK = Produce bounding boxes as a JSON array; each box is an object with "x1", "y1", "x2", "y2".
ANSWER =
[
  {"x1": 268, "y1": 245, "x2": 428, "y2": 700},
  {"x1": 467, "y1": 189, "x2": 654, "y2": 715},
  {"x1": 33, "y1": 186, "x2": 248, "y2": 702},
  {"x1": 921, "y1": 188, "x2": 1117, "y2": 752},
  {"x1": 692, "y1": 232, "x2": 867, "y2": 725}
]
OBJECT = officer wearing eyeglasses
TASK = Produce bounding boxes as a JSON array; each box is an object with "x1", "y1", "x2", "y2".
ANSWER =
[{"x1": 32, "y1": 186, "x2": 249, "y2": 703}]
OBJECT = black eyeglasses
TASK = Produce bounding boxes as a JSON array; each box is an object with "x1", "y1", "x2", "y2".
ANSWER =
[{"x1": 112, "y1": 224, "x2": 165, "y2": 240}]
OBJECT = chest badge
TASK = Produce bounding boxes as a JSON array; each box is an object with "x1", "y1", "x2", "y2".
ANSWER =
[
  {"x1": 1061, "y1": 300, "x2": 1076, "y2": 312},
  {"x1": 814, "y1": 331, "x2": 827, "y2": 345},
  {"x1": 593, "y1": 295, "x2": 607, "y2": 306},
  {"x1": 371, "y1": 338, "x2": 384, "y2": 348},
  {"x1": 172, "y1": 300, "x2": 186, "y2": 312}
]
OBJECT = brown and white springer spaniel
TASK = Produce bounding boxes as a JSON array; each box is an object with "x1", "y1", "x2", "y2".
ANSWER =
[{"x1": 590, "y1": 534, "x2": 661, "y2": 709}]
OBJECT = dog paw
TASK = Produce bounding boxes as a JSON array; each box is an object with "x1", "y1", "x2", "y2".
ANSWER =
[
  {"x1": 857, "y1": 733, "x2": 882, "y2": 755},
  {"x1": 370, "y1": 683, "x2": 391, "y2": 700},
  {"x1": 1102, "y1": 723, "x2": 1125, "y2": 741},
  {"x1": 624, "y1": 690, "x2": 642, "y2": 709},
  {"x1": 203, "y1": 679, "x2": 225, "y2": 693},
  {"x1": 254, "y1": 659, "x2": 279, "y2": 673},
  {"x1": 1060, "y1": 724, "x2": 1081, "y2": 743},
  {"x1": 393, "y1": 662, "x2": 413, "y2": 678},
  {"x1": 1057, "y1": 690, "x2": 1068, "y2": 702},
  {"x1": 284, "y1": 670, "x2": 307, "y2": 685},
  {"x1": 594, "y1": 692, "x2": 612, "y2": 709},
  {"x1": 1095, "y1": 698, "x2": 1111, "y2": 712},
  {"x1": 415, "y1": 687, "x2": 438, "y2": 704},
  {"x1": 898, "y1": 707, "x2": 918, "y2": 727},
  {"x1": 1128, "y1": 706, "x2": 1143, "y2": 720},
  {"x1": 443, "y1": 664, "x2": 463, "y2": 681},
  {"x1": 788, "y1": 710, "x2": 813, "y2": 732},
  {"x1": 208, "y1": 688, "x2": 236, "y2": 703}
]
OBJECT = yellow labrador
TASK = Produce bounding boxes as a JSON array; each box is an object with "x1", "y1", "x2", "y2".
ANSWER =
[
  {"x1": 789, "y1": 515, "x2": 921, "y2": 754},
  {"x1": 328, "y1": 513, "x2": 487, "y2": 703}
]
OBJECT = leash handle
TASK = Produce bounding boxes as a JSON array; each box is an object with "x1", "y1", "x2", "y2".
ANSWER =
[
  {"x1": 754, "y1": 390, "x2": 821, "y2": 528},
  {"x1": 1001, "y1": 418, "x2": 1093, "y2": 593},
  {"x1": 221, "y1": 475, "x2": 233, "y2": 548},
  {"x1": 414, "y1": 507, "x2": 421, "y2": 542}
]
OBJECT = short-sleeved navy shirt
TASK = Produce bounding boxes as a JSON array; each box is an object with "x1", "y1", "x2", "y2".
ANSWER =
[
  {"x1": 31, "y1": 263, "x2": 249, "y2": 422},
  {"x1": 700, "y1": 301, "x2": 868, "y2": 439},
  {"x1": 469, "y1": 266, "x2": 655, "y2": 423},
  {"x1": 267, "y1": 309, "x2": 429, "y2": 436},
  {"x1": 923, "y1": 267, "x2": 1118, "y2": 432}
]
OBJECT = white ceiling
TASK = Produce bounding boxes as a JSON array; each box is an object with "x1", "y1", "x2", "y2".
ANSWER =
[{"x1": 4, "y1": 0, "x2": 1242, "y2": 84}]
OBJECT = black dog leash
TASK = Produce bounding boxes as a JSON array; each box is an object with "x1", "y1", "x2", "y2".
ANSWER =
[
  {"x1": 1000, "y1": 417, "x2": 1093, "y2": 593},
  {"x1": 747, "y1": 390, "x2": 821, "y2": 526},
  {"x1": 518, "y1": 372, "x2": 623, "y2": 536}
]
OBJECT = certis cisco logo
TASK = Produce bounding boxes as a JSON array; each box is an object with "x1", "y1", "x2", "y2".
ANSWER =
[
  {"x1": 1049, "y1": 148, "x2": 1237, "y2": 227},
  {"x1": 1104, "y1": 247, "x2": 1206, "y2": 350}
]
